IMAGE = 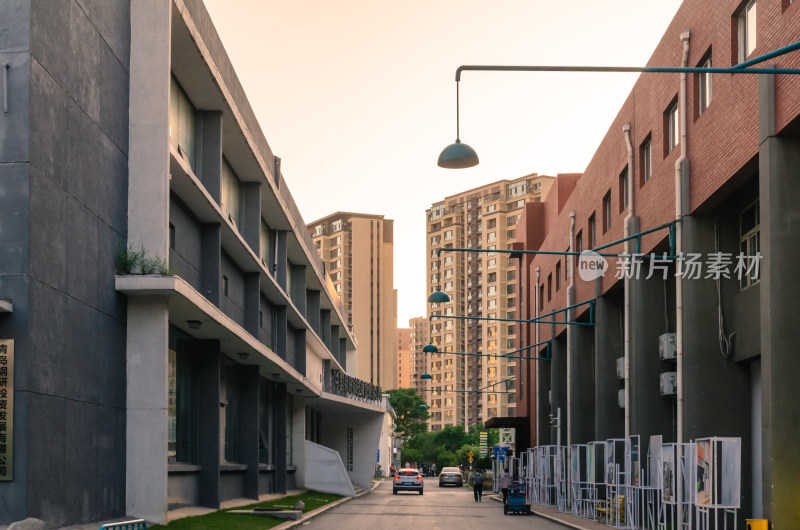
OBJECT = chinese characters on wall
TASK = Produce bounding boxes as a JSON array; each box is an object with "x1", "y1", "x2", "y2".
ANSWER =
[{"x1": 0, "y1": 340, "x2": 12, "y2": 481}]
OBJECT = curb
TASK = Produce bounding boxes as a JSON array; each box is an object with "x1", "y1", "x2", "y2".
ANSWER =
[{"x1": 276, "y1": 481, "x2": 380, "y2": 529}]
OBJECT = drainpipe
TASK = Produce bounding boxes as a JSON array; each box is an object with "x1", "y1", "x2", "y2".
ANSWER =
[
  {"x1": 676, "y1": 30, "x2": 690, "y2": 447},
  {"x1": 623, "y1": 123, "x2": 634, "y2": 438},
  {"x1": 535, "y1": 266, "x2": 540, "y2": 445},
  {"x1": 567, "y1": 212, "x2": 575, "y2": 449}
]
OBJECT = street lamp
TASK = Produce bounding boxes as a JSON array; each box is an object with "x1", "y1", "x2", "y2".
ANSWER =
[{"x1": 437, "y1": 45, "x2": 800, "y2": 168}]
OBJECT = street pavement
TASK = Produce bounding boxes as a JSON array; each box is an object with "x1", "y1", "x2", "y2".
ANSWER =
[{"x1": 300, "y1": 478, "x2": 565, "y2": 529}]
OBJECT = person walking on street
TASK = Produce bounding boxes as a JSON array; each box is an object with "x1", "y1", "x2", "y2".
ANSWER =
[
  {"x1": 473, "y1": 469, "x2": 484, "y2": 501},
  {"x1": 431, "y1": 463, "x2": 437, "y2": 477},
  {"x1": 500, "y1": 468, "x2": 512, "y2": 504}
]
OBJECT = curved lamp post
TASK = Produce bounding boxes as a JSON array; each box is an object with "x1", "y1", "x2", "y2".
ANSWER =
[{"x1": 438, "y1": 44, "x2": 800, "y2": 169}]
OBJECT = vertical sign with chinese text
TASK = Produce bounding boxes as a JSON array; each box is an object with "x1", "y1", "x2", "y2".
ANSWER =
[{"x1": 0, "y1": 340, "x2": 12, "y2": 481}]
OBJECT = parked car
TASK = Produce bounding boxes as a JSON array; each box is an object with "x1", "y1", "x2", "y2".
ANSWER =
[
  {"x1": 393, "y1": 468, "x2": 424, "y2": 495},
  {"x1": 438, "y1": 466, "x2": 464, "y2": 487}
]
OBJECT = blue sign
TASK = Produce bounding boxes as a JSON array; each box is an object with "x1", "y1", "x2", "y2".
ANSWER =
[
  {"x1": 494, "y1": 446, "x2": 509, "y2": 465},
  {"x1": 377, "y1": 449, "x2": 380, "y2": 462}
]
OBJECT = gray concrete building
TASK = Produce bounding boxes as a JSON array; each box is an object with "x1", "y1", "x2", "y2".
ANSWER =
[{"x1": 0, "y1": 0, "x2": 387, "y2": 526}]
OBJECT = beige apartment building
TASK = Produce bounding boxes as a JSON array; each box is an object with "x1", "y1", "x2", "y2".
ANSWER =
[
  {"x1": 408, "y1": 317, "x2": 429, "y2": 395},
  {"x1": 397, "y1": 328, "x2": 410, "y2": 388},
  {"x1": 425, "y1": 174, "x2": 555, "y2": 431},
  {"x1": 309, "y1": 213, "x2": 398, "y2": 389}
]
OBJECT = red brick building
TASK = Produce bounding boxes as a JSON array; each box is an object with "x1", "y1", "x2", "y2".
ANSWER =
[{"x1": 512, "y1": 0, "x2": 800, "y2": 524}]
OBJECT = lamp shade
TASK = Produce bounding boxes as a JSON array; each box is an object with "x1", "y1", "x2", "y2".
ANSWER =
[
  {"x1": 437, "y1": 140, "x2": 479, "y2": 169},
  {"x1": 423, "y1": 344, "x2": 438, "y2": 353},
  {"x1": 427, "y1": 290, "x2": 451, "y2": 303},
  {"x1": 421, "y1": 373, "x2": 433, "y2": 380}
]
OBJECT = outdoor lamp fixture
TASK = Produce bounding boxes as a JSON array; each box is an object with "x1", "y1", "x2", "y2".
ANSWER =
[
  {"x1": 437, "y1": 82, "x2": 479, "y2": 168},
  {"x1": 419, "y1": 404, "x2": 428, "y2": 410},
  {"x1": 427, "y1": 290, "x2": 451, "y2": 303},
  {"x1": 421, "y1": 372, "x2": 433, "y2": 380},
  {"x1": 237, "y1": 352, "x2": 250, "y2": 360},
  {"x1": 438, "y1": 42, "x2": 800, "y2": 168},
  {"x1": 423, "y1": 343, "x2": 438, "y2": 354}
]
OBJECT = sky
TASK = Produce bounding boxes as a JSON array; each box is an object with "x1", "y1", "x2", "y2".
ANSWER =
[{"x1": 203, "y1": 0, "x2": 684, "y2": 326}]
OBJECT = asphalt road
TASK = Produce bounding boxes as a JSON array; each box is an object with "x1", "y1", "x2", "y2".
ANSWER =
[{"x1": 300, "y1": 478, "x2": 565, "y2": 529}]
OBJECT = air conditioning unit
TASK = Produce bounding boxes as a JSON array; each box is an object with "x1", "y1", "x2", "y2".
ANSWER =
[
  {"x1": 660, "y1": 372, "x2": 677, "y2": 396},
  {"x1": 618, "y1": 389, "x2": 625, "y2": 409},
  {"x1": 659, "y1": 333, "x2": 677, "y2": 361},
  {"x1": 616, "y1": 357, "x2": 625, "y2": 380}
]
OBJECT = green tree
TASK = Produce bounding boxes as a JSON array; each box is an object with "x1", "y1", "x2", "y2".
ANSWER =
[
  {"x1": 435, "y1": 449, "x2": 458, "y2": 469},
  {"x1": 387, "y1": 388, "x2": 429, "y2": 443},
  {"x1": 433, "y1": 425, "x2": 470, "y2": 453}
]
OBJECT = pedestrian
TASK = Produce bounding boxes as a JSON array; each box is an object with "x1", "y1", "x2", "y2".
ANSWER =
[
  {"x1": 473, "y1": 469, "x2": 484, "y2": 502},
  {"x1": 389, "y1": 463, "x2": 396, "y2": 477},
  {"x1": 405, "y1": 461, "x2": 410, "y2": 468},
  {"x1": 500, "y1": 467, "x2": 512, "y2": 504},
  {"x1": 431, "y1": 462, "x2": 437, "y2": 477}
]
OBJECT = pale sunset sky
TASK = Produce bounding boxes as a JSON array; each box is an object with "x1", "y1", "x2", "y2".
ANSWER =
[{"x1": 203, "y1": 0, "x2": 684, "y2": 325}]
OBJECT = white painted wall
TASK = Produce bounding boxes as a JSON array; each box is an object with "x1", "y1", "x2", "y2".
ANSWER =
[{"x1": 303, "y1": 441, "x2": 356, "y2": 497}]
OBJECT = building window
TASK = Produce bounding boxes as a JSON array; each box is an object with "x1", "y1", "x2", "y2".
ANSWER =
[
  {"x1": 588, "y1": 213, "x2": 596, "y2": 249},
  {"x1": 556, "y1": 261, "x2": 562, "y2": 291},
  {"x1": 619, "y1": 166, "x2": 629, "y2": 212},
  {"x1": 168, "y1": 346, "x2": 198, "y2": 464},
  {"x1": 603, "y1": 192, "x2": 612, "y2": 233},
  {"x1": 738, "y1": 0, "x2": 757, "y2": 63},
  {"x1": 285, "y1": 395, "x2": 293, "y2": 466},
  {"x1": 539, "y1": 283, "x2": 544, "y2": 310},
  {"x1": 698, "y1": 55, "x2": 713, "y2": 115},
  {"x1": 666, "y1": 99, "x2": 679, "y2": 154},
  {"x1": 575, "y1": 231, "x2": 583, "y2": 255},
  {"x1": 547, "y1": 273, "x2": 552, "y2": 301},
  {"x1": 169, "y1": 223, "x2": 175, "y2": 249},
  {"x1": 740, "y1": 200, "x2": 760, "y2": 289},
  {"x1": 223, "y1": 275, "x2": 229, "y2": 296},
  {"x1": 259, "y1": 379, "x2": 274, "y2": 465},
  {"x1": 641, "y1": 137, "x2": 652, "y2": 184},
  {"x1": 224, "y1": 365, "x2": 244, "y2": 463},
  {"x1": 346, "y1": 427, "x2": 354, "y2": 471},
  {"x1": 329, "y1": 248, "x2": 341, "y2": 259},
  {"x1": 222, "y1": 158, "x2": 242, "y2": 228},
  {"x1": 169, "y1": 76, "x2": 197, "y2": 170}
]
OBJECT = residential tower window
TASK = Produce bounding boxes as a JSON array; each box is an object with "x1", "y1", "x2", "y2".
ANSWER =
[
  {"x1": 698, "y1": 55, "x2": 713, "y2": 115},
  {"x1": 738, "y1": 0, "x2": 757, "y2": 62},
  {"x1": 547, "y1": 273, "x2": 552, "y2": 301},
  {"x1": 556, "y1": 261, "x2": 562, "y2": 290},
  {"x1": 588, "y1": 213, "x2": 596, "y2": 248},
  {"x1": 666, "y1": 100, "x2": 679, "y2": 153},
  {"x1": 169, "y1": 76, "x2": 197, "y2": 170},
  {"x1": 603, "y1": 192, "x2": 612, "y2": 232}
]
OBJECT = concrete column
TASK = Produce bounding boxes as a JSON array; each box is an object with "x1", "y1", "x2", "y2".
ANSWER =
[
  {"x1": 201, "y1": 224, "x2": 221, "y2": 305},
  {"x1": 629, "y1": 272, "x2": 674, "y2": 442},
  {"x1": 195, "y1": 340, "x2": 221, "y2": 509},
  {"x1": 758, "y1": 70, "x2": 800, "y2": 526},
  {"x1": 276, "y1": 231, "x2": 288, "y2": 291},
  {"x1": 321, "y1": 310, "x2": 331, "y2": 347},
  {"x1": 549, "y1": 334, "x2": 567, "y2": 444},
  {"x1": 306, "y1": 290, "x2": 321, "y2": 334},
  {"x1": 128, "y1": 0, "x2": 170, "y2": 261},
  {"x1": 274, "y1": 385, "x2": 287, "y2": 493},
  {"x1": 537, "y1": 352, "x2": 552, "y2": 445},
  {"x1": 295, "y1": 329, "x2": 307, "y2": 376},
  {"x1": 291, "y1": 263, "x2": 307, "y2": 316},
  {"x1": 243, "y1": 182, "x2": 261, "y2": 252},
  {"x1": 570, "y1": 322, "x2": 595, "y2": 444},
  {"x1": 244, "y1": 272, "x2": 260, "y2": 337},
  {"x1": 125, "y1": 297, "x2": 169, "y2": 524},
  {"x1": 275, "y1": 306, "x2": 287, "y2": 360},
  {"x1": 594, "y1": 293, "x2": 624, "y2": 440},
  {"x1": 330, "y1": 325, "x2": 340, "y2": 360},
  {"x1": 291, "y1": 396, "x2": 306, "y2": 488},
  {"x1": 199, "y1": 111, "x2": 222, "y2": 203},
  {"x1": 242, "y1": 365, "x2": 260, "y2": 500}
]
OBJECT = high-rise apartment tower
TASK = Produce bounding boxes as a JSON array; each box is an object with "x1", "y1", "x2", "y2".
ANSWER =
[
  {"x1": 309, "y1": 213, "x2": 398, "y2": 389},
  {"x1": 425, "y1": 174, "x2": 554, "y2": 431}
]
